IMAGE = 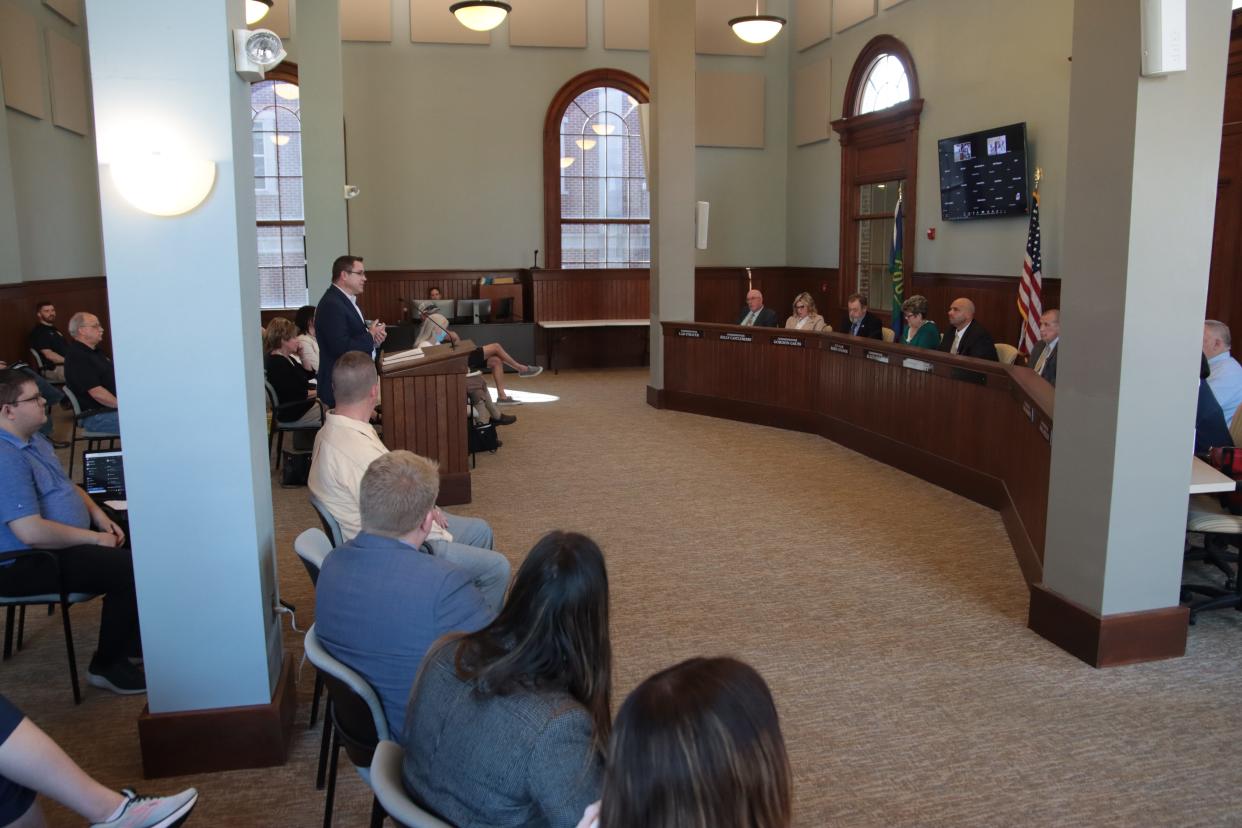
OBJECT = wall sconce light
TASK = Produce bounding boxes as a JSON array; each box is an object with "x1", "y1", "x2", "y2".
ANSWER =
[
  {"x1": 110, "y1": 152, "x2": 217, "y2": 216},
  {"x1": 450, "y1": 0, "x2": 511, "y2": 32}
]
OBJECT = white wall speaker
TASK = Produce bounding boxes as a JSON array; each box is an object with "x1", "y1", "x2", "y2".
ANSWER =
[
  {"x1": 695, "y1": 201, "x2": 710, "y2": 250},
  {"x1": 1140, "y1": 0, "x2": 1186, "y2": 76}
]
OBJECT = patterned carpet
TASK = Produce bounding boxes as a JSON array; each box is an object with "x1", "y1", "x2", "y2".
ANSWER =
[{"x1": 7, "y1": 367, "x2": 1242, "y2": 826}]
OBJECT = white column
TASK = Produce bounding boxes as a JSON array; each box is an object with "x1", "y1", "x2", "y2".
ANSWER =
[
  {"x1": 1035, "y1": 0, "x2": 1231, "y2": 659},
  {"x1": 648, "y1": 0, "x2": 696, "y2": 391},
  {"x1": 295, "y1": 0, "x2": 349, "y2": 301},
  {"x1": 85, "y1": 0, "x2": 282, "y2": 715}
]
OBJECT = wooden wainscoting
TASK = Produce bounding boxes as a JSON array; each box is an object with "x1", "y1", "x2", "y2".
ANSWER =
[
  {"x1": 530, "y1": 268, "x2": 650, "y2": 369},
  {"x1": 694, "y1": 267, "x2": 840, "y2": 326},
  {"x1": 0, "y1": 277, "x2": 110, "y2": 364},
  {"x1": 910, "y1": 272, "x2": 1061, "y2": 349}
]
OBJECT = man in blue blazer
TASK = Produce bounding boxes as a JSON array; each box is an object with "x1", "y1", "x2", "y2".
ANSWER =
[
  {"x1": 315, "y1": 255, "x2": 387, "y2": 407},
  {"x1": 737, "y1": 289, "x2": 778, "y2": 327}
]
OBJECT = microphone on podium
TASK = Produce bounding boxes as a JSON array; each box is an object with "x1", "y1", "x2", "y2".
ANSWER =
[{"x1": 420, "y1": 306, "x2": 456, "y2": 350}]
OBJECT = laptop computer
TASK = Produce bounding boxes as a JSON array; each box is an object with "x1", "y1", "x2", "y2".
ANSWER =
[{"x1": 82, "y1": 449, "x2": 126, "y2": 500}]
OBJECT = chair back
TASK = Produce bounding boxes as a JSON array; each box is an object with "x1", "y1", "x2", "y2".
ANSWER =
[
  {"x1": 881, "y1": 327, "x2": 895, "y2": 343},
  {"x1": 293, "y1": 528, "x2": 332, "y2": 587},
  {"x1": 369, "y1": 741, "x2": 453, "y2": 828},
  {"x1": 304, "y1": 625, "x2": 389, "y2": 770},
  {"x1": 61, "y1": 385, "x2": 85, "y2": 417},
  {"x1": 995, "y1": 343, "x2": 1019, "y2": 365},
  {"x1": 28, "y1": 348, "x2": 46, "y2": 371},
  {"x1": 263, "y1": 380, "x2": 279, "y2": 411},
  {"x1": 1230, "y1": 405, "x2": 1242, "y2": 449},
  {"x1": 309, "y1": 494, "x2": 346, "y2": 547}
]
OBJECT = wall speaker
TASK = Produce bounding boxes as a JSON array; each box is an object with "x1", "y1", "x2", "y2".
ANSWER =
[{"x1": 1140, "y1": 0, "x2": 1186, "y2": 76}]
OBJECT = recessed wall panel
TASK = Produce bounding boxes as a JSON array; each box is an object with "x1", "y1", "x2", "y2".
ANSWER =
[
  {"x1": 341, "y1": 0, "x2": 393, "y2": 41},
  {"x1": 696, "y1": 71, "x2": 764, "y2": 148},
  {"x1": 46, "y1": 28, "x2": 87, "y2": 135},
  {"x1": 793, "y1": 57, "x2": 831, "y2": 146},
  {"x1": 509, "y1": 0, "x2": 587, "y2": 49},
  {"x1": 410, "y1": 0, "x2": 489, "y2": 44},
  {"x1": 696, "y1": 0, "x2": 764, "y2": 57},
  {"x1": 604, "y1": 0, "x2": 647, "y2": 51},
  {"x1": 42, "y1": 0, "x2": 82, "y2": 25},
  {"x1": 0, "y1": 4, "x2": 45, "y2": 120},
  {"x1": 795, "y1": 0, "x2": 832, "y2": 52},
  {"x1": 834, "y1": 0, "x2": 875, "y2": 32}
]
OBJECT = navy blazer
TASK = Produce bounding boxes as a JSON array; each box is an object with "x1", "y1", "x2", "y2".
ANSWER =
[
  {"x1": 1028, "y1": 339, "x2": 1058, "y2": 385},
  {"x1": 315, "y1": 284, "x2": 374, "y2": 407},
  {"x1": 938, "y1": 321, "x2": 998, "y2": 361},
  {"x1": 737, "y1": 306, "x2": 779, "y2": 327},
  {"x1": 841, "y1": 312, "x2": 883, "y2": 339}
]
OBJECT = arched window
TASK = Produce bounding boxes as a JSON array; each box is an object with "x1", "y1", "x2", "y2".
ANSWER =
[
  {"x1": 856, "y1": 53, "x2": 911, "y2": 115},
  {"x1": 543, "y1": 69, "x2": 650, "y2": 269},
  {"x1": 251, "y1": 66, "x2": 306, "y2": 309}
]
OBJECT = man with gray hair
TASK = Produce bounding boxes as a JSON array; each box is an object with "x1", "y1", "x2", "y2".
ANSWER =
[
  {"x1": 308, "y1": 350, "x2": 511, "y2": 608},
  {"x1": 1203, "y1": 319, "x2": 1242, "y2": 427},
  {"x1": 64, "y1": 312, "x2": 120, "y2": 433},
  {"x1": 314, "y1": 450, "x2": 494, "y2": 733}
]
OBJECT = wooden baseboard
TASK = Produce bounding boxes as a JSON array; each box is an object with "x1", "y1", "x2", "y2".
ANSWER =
[
  {"x1": 1027, "y1": 583, "x2": 1188, "y2": 667},
  {"x1": 437, "y1": 470, "x2": 471, "y2": 506},
  {"x1": 138, "y1": 653, "x2": 298, "y2": 778},
  {"x1": 646, "y1": 385, "x2": 664, "y2": 408}
]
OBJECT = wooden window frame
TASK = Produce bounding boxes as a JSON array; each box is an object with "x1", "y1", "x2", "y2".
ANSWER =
[
  {"x1": 542, "y1": 68, "x2": 650, "y2": 270},
  {"x1": 831, "y1": 36, "x2": 922, "y2": 312},
  {"x1": 253, "y1": 62, "x2": 307, "y2": 310}
]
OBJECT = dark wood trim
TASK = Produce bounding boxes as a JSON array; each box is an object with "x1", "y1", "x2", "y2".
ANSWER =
[
  {"x1": 542, "y1": 69, "x2": 650, "y2": 270},
  {"x1": 1027, "y1": 584, "x2": 1188, "y2": 668},
  {"x1": 0, "y1": 276, "x2": 111, "y2": 364},
  {"x1": 265, "y1": 62, "x2": 299, "y2": 85},
  {"x1": 645, "y1": 385, "x2": 664, "y2": 408},
  {"x1": 137, "y1": 654, "x2": 298, "y2": 778},
  {"x1": 437, "y1": 471, "x2": 471, "y2": 507}
]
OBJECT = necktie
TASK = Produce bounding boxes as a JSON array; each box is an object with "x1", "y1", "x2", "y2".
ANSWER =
[
  {"x1": 742, "y1": 311, "x2": 756, "y2": 326},
  {"x1": 951, "y1": 332, "x2": 961, "y2": 355},
  {"x1": 852, "y1": 321, "x2": 860, "y2": 335},
  {"x1": 1033, "y1": 345, "x2": 1052, "y2": 375}
]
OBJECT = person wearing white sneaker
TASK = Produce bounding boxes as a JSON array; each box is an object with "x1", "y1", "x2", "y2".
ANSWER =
[
  {"x1": 0, "y1": 693, "x2": 198, "y2": 828},
  {"x1": 414, "y1": 312, "x2": 541, "y2": 404}
]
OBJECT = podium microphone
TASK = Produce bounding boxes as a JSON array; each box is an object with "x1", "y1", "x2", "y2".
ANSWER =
[{"x1": 420, "y1": 306, "x2": 456, "y2": 350}]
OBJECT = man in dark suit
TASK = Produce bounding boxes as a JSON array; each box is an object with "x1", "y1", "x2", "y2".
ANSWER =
[
  {"x1": 938, "y1": 297, "x2": 998, "y2": 360},
  {"x1": 1028, "y1": 308, "x2": 1059, "y2": 385},
  {"x1": 737, "y1": 289, "x2": 778, "y2": 327},
  {"x1": 315, "y1": 255, "x2": 387, "y2": 408},
  {"x1": 841, "y1": 293, "x2": 883, "y2": 339}
]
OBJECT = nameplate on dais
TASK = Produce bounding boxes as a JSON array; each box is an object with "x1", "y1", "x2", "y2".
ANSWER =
[
  {"x1": 1039, "y1": 421, "x2": 1051, "y2": 442},
  {"x1": 771, "y1": 336, "x2": 804, "y2": 348},
  {"x1": 677, "y1": 328, "x2": 702, "y2": 338},
  {"x1": 720, "y1": 332, "x2": 753, "y2": 343},
  {"x1": 829, "y1": 343, "x2": 850, "y2": 355},
  {"x1": 901, "y1": 358, "x2": 932, "y2": 372},
  {"x1": 865, "y1": 350, "x2": 889, "y2": 364},
  {"x1": 1022, "y1": 401, "x2": 1035, "y2": 422}
]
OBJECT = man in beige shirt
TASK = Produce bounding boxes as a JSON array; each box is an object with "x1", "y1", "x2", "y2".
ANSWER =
[{"x1": 308, "y1": 352, "x2": 511, "y2": 609}]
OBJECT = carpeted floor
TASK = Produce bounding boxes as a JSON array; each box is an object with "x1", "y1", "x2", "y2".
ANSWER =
[{"x1": 8, "y1": 367, "x2": 1242, "y2": 826}]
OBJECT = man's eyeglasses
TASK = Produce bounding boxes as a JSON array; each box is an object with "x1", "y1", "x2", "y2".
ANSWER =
[
  {"x1": 347, "y1": 269, "x2": 366, "y2": 276},
  {"x1": 9, "y1": 394, "x2": 45, "y2": 407}
]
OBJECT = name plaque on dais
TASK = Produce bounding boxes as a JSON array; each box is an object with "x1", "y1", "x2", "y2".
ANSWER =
[
  {"x1": 677, "y1": 328, "x2": 702, "y2": 338},
  {"x1": 829, "y1": 343, "x2": 850, "y2": 355},
  {"x1": 1022, "y1": 401, "x2": 1035, "y2": 422},
  {"x1": 1039, "y1": 421, "x2": 1051, "y2": 442},
  {"x1": 901, "y1": 358, "x2": 932, "y2": 372},
  {"x1": 771, "y1": 336, "x2": 804, "y2": 348},
  {"x1": 865, "y1": 350, "x2": 890, "y2": 364},
  {"x1": 720, "y1": 332, "x2": 753, "y2": 343}
]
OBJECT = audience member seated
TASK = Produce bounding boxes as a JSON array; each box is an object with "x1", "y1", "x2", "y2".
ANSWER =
[
  {"x1": 900, "y1": 295, "x2": 940, "y2": 349},
  {"x1": 307, "y1": 352, "x2": 511, "y2": 608},
  {"x1": 28, "y1": 301, "x2": 67, "y2": 383},
  {"x1": 467, "y1": 372, "x2": 517, "y2": 427},
  {"x1": 428, "y1": 286, "x2": 442, "y2": 301},
  {"x1": 294, "y1": 304, "x2": 320, "y2": 374},
  {"x1": 415, "y1": 311, "x2": 541, "y2": 406},
  {"x1": 1197, "y1": 352, "x2": 1232, "y2": 452},
  {"x1": 579, "y1": 657, "x2": 792, "y2": 828},
  {"x1": 784, "y1": 292, "x2": 827, "y2": 332},
  {"x1": 937, "y1": 297, "x2": 998, "y2": 360},
  {"x1": 401, "y1": 530, "x2": 611, "y2": 828},
  {"x1": 0, "y1": 692, "x2": 198, "y2": 828},
  {"x1": 0, "y1": 359, "x2": 65, "y2": 446},
  {"x1": 0, "y1": 368, "x2": 144, "y2": 695},
  {"x1": 315, "y1": 450, "x2": 494, "y2": 734},
  {"x1": 841, "y1": 293, "x2": 883, "y2": 339},
  {"x1": 264, "y1": 317, "x2": 321, "y2": 431},
  {"x1": 738, "y1": 290, "x2": 778, "y2": 328},
  {"x1": 1029, "y1": 309, "x2": 1060, "y2": 385},
  {"x1": 1203, "y1": 319, "x2": 1242, "y2": 426},
  {"x1": 64, "y1": 312, "x2": 121, "y2": 433}
]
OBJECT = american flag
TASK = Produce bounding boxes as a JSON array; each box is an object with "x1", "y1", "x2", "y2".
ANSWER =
[{"x1": 1017, "y1": 190, "x2": 1042, "y2": 355}]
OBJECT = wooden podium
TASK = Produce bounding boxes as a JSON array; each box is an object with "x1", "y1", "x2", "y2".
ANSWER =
[{"x1": 380, "y1": 340, "x2": 475, "y2": 505}]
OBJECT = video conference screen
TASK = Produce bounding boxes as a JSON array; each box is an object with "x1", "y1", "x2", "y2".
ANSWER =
[{"x1": 937, "y1": 122, "x2": 1029, "y2": 221}]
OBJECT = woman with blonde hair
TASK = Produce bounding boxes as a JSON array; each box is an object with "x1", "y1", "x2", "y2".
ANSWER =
[
  {"x1": 264, "y1": 316, "x2": 320, "y2": 427},
  {"x1": 578, "y1": 656, "x2": 792, "y2": 828},
  {"x1": 784, "y1": 292, "x2": 827, "y2": 332}
]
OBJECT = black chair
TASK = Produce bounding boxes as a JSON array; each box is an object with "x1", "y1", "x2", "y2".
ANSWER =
[
  {"x1": 28, "y1": 348, "x2": 64, "y2": 386},
  {"x1": 0, "y1": 550, "x2": 100, "y2": 704},
  {"x1": 1184, "y1": 496, "x2": 1242, "y2": 622},
  {"x1": 264, "y1": 380, "x2": 324, "y2": 470},
  {"x1": 303, "y1": 625, "x2": 389, "y2": 828},
  {"x1": 60, "y1": 386, "x2": 119, "y2": 483}
]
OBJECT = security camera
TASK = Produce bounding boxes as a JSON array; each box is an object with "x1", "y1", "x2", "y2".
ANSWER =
[
  {"x1": 234, "y1": 29, "x2": 286, "y2": 82},
  {"x1": 344, "y1": 185, "x2": 360, "y2": 200}
]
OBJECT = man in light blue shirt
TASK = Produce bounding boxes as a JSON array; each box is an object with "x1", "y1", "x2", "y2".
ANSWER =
[{"x1": 1203, "y1": 320, "x2": 1242, "y2": 428}]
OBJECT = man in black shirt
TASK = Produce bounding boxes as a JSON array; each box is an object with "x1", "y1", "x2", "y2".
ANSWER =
[
  {"x1": 64, "y1": 312, "x2": 120, "y2": 434},
  {"x1": 28, "y1": 301, "x2": 67, "y2": 382}
]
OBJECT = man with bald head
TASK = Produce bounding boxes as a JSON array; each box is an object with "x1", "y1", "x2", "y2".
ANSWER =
[
  {"x1": 64, "y1": 312, "x2": 121, "y2": 433},
  {"x1": 938, "y1": 297, "x2": 998, "y2": 360},
  {"x1": 737, "y1": 289, "x2": 778, "y2": 327}
]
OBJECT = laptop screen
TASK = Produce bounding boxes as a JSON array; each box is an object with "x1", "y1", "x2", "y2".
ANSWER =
[{"x1": 83, "y1": 450, "x2": 126, "y2": 498}]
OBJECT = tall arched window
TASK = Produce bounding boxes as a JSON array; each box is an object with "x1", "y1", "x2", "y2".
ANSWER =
[
  {"x1": 832, "y1": 37, "x2": 921, "y2": 314},
  {"x1": 251, "y1": 66, "x2": 306, "y2": 309},
  {"x1": 543, "y1": 69, "x2": 650, "y2": 269}
]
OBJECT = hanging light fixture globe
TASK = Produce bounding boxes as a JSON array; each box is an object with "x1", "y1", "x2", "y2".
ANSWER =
[
  {"x1": 246, "y1": 0, "x2": 274, "y2": 26},
  {"x1": 449, "y1": 0, "x2": 512, "y2": 32},
  {"x1": 728, "y1": 14, "x2": 786, "y2": 45}
]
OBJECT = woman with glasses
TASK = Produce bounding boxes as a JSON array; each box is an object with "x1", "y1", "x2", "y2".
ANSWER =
[
  {"x1": 901, "y1": 294, "x2": 940, "y2": 349},
  {"x1": 401, "y1": 531, "x2": 612, "y2": 828},
  {"x1": 784, "y1": 292, "x2": 828, "y2": 332}
]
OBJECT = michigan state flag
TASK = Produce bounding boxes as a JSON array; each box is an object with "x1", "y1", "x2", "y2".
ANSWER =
[{"x1": 889, "y1": 192, "x2": 904, "y2": 338}]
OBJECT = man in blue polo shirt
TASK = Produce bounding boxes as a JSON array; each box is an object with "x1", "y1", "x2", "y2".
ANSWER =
[{"x1": 0, "y1": 368, "x2": 144, "y2": 695}]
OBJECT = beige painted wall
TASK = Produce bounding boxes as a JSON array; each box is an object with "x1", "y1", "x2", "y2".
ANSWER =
[{"x1": 786, "y1": 0, "x2": 1074, "y2": 280}]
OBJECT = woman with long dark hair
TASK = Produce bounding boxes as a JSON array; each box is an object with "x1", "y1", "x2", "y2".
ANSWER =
[
  {"x1": 401, "y1": 531, "x2": 612, "y2": 828},
  {"x1": 582, "y1": 657, "x2": 792, "y2": 828}
]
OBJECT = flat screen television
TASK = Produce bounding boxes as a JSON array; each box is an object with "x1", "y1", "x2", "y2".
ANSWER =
[{"x1": 937, "y1": 122, "x2": 1029, "y2": 221}]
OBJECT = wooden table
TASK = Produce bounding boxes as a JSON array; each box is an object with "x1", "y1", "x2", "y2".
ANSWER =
[
  {"x1": 1191, "y1": 456, "x2": 1236, "y2": 494},
  {"x1": 538, "y1": 319, "x2": 651, "y2": 373}
]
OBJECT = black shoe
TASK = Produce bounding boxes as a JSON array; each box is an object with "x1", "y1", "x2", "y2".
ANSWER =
[
  {"x1": 87, "y1": 659, "x2": 147, "y2": 695},
  {"x1": 491, "y1": 414, "x2": 517, "y2": 426}
]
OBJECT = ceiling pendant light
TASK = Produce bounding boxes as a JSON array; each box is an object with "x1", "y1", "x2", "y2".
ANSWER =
[
  {"x1": 450, "y1": 0, "x2": 512, "y2": 32},
  {"x1": 575, "y1": 138, "x2": 596, "y2": 151},
  {"x1": 246, "y1": 0, "x2": 274, "y2": 26},
  {"x1": 729, "y1": 0, "x2": 785, "y2": 45}
]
